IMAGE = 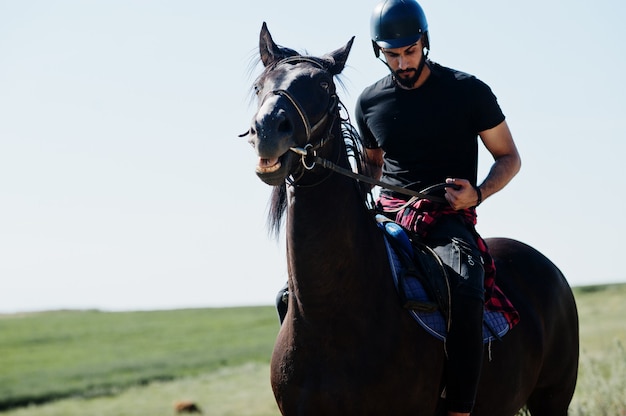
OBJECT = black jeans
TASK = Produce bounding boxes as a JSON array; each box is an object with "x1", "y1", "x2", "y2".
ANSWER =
[{"x1": 425, "y1": 215, "x2": 485, "y2": 413}]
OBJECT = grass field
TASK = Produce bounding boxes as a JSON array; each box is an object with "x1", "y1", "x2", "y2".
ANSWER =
[
  {"x1": 0, "y1": 307, "x2": 278, "y2": 412},
  {"x1": 1, "y1": 284, "x2": 624, "y2": 415}
]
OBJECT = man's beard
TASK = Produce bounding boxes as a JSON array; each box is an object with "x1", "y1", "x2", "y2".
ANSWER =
[{"x1": 394, "y1": 69, "x2": 419, "y2": 88}]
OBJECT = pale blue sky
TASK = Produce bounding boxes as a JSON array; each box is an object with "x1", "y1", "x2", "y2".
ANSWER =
[{"x1": 1, "y1": 0, "x2": 625, "y2": 312}]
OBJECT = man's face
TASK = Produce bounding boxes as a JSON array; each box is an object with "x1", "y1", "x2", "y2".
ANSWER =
[{"x1": 381, "y1": 40, "x2": 424, "y2": 88}]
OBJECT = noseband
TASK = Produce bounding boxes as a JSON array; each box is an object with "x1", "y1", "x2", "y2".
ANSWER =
[{"x1": 261, "y1": 57, "x2": 340, "y2": 171}]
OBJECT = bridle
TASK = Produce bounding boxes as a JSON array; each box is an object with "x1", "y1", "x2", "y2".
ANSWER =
[
  {"x1": 244, "y1": 55, "x2": 449, "y2": 203},
  {"x1": 272, "y1": 85, "x2": 338, "y2": 172},
  {"x1": 264, "y1": 56, "x2": 340, "y2": 164}
]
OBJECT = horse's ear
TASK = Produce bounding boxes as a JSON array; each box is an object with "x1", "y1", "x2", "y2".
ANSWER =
[
  {"x1": 259, "y1": 22, "x2": 299, "y2": 67},
  {"x1": 323, "y1": 36, "x2": 355, "y2": 75}
]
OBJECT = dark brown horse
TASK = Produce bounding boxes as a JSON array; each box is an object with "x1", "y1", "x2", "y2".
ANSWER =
[{"x1": 243, "y1": 22, "x2": 579, "y2": 416}]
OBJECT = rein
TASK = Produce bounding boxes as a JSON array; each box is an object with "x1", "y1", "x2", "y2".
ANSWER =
[{"x1": 291, "y1": 146, "x2": 449, "y2": 204}]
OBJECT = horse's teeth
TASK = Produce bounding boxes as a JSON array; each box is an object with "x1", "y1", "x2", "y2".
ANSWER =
[{"x1": 257, "y1": 160, "x2": 281, "y2": 173}]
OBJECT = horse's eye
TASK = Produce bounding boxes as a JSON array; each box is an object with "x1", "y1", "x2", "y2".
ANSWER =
[
  {"x1": 320, "y1": 81, "x2": 330, "y2": 91},
  {"x1": 254, "y1": 84, "x2": 261, "y2": 95}
]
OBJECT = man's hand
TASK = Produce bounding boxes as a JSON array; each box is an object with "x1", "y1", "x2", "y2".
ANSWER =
[{"x1": 444, "y1": 178, "x2": 480, "y2": 210}]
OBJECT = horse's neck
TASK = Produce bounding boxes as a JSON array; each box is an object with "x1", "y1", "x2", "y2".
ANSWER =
[
  {"x1": 285, "y1": 142, "x2": 388, "y2": 318},
  {"x1": 287, "y1": 134, "x2": 365, "y2": 238}
]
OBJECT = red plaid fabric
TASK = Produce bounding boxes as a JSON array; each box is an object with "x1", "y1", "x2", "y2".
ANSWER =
[{"x1": 377, "y1": 194, "x2": 520, "y2": 329}]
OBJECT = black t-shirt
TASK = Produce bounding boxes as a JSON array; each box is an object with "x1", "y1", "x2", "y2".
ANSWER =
[{"x1": 355, "y1": 62, "x2": 505, "y2": 192}]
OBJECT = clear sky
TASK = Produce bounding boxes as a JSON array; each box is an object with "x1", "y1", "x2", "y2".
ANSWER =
[{"x1": 1, "y1": 0, "x2": 625, "y2": 313}]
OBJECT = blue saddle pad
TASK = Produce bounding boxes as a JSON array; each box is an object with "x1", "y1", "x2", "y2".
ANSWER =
[{"x1": 378, "y1": 218, "x2": 510, "y2": 343}]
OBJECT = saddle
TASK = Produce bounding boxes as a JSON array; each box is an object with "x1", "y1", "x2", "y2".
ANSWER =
[
  {"x1": 377, "y1": 215, "x2": 512, "y2": 343},
  {"x1": 377, "y1": 216, "x2": 452, "y2": 323}
]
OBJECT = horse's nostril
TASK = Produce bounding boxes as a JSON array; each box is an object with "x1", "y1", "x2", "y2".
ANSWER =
[{"x1": 277, "y1": 118, "x2": 292, "y2": 134}]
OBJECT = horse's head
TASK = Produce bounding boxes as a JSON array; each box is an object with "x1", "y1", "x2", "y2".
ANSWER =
[{"x1": 245, "y1": 22, "x2": 354, "y2": 186}]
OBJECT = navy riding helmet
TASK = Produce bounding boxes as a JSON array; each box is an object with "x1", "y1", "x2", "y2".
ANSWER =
[{"x1": 370, "y1": 0, "x2": 430, "y2": 57}]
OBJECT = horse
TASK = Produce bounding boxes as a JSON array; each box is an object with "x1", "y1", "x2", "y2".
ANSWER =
[{"x1": 242, "y1": 22, "x2": 579, "y2": 416}]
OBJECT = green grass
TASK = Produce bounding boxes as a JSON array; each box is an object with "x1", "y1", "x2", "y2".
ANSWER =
[
  {"x1": 0, "y1": 307, "x2": 278, "y2": 410},
  {"x1": 1, "y1": 284, "x2": 625, "y2": 415},
  {"x1": 573, "y1": 283, "x2": 626, "y2": 354},
  {"x1": 569, "y1": 283, "x2": 626, "y2": 415},
  {"x1": 0, "y1": 363, "x2": 279, "y2": 416}
]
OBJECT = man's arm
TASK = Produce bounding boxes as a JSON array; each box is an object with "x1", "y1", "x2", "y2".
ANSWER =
[
  {"x1": 445, "y1": 120, "x2": 521, "y2": 209},
  {"x1": 478, "y1": 119, "x2": 521, "y2": 200}
]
